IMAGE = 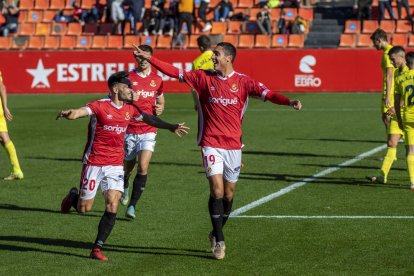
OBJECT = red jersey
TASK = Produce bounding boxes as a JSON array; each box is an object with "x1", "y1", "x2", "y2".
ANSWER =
[
  {"x1": 183, "y1": 70, "x2": 271, "y2": 150},
  {"x1": 83, "y1": 99, "x2": 142, "y2": 166},
  {"x1": 127, "y1": 68, "x2": 164, "y2": 134}
]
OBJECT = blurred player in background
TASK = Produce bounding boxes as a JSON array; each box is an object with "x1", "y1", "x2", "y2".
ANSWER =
[
  {"x1": 367, "y1": 29, "x2": 403, "y2": 184},
  {"x1": 394, "y1": 51, "x2": 414, "y2": 189},
  {"x1": 120, "y1": 45, "x2": 166, "y2": 220},
  {"x1": 59, "y1": 71, "x2": 188, "y2": 261},
  {"x1": 0, "y1": 69, "x2": 23, "y2": 180},
  {"x1": 133, "y1": 42, "x2": 302, "y2": 260}
]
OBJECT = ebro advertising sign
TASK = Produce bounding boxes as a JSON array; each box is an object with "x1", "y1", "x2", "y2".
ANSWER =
[{"x1": 0, "y1": 49, "x2": 382, "y2": 93}]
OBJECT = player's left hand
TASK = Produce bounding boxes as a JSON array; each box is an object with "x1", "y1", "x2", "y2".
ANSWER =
[
  {"x1": 172, "y1": 123, "x2": 189, "y2": 137},
  {"x1": 4, "y1": 107, "x2": 13, "y2": 121},
  {"x1": 290, "y1": 100, "x2": 302, "y2": 110},
  {"x1": 386, "y1": 106, "x2": 395, "y2": 116},
  {"x1": 155, "y1": 104, "x2": 164, "y2": 115}
]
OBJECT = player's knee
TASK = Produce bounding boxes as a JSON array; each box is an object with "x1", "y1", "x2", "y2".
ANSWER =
[
  {"x1": 138, "y1": 164, "x2": 149, "y2": 175},
  {"x1": 211, "y1": 188, "x2": 224, "y2": 198}
]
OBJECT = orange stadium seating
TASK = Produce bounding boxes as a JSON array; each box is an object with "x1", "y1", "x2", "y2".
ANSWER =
[
  {"x1": 211, "y1": 22, "x2": 227, "y2": 35},
  {"x1": 19, "y1": 0, "x2": 33, "y2": 10},
  {"x1": 379, "y1": 20, "x2": 395, "y2": 33},
  {"x1": 223, "y1": 35, "x2": 238, "y2": 45},
  {"x1": 51, "y1": 22, "x2": 68, "y2": 35},
  {"x1": 91, "y1": 36, "x2": 108, "y2": 49},
  {"x1": 107, "y1": 35, "x2": 123, "y2": 49},
  {"x1": 254, "y1": 34, "x2": 271, "y2": 48},
  {"x1": 344, "y1": 20, "x2": 361, "y2": 33},
  {"x1": 49, "y1": 0, "x2": 66, "y2": 10},
  {"x1": 408, "y1": 34, "x2": 414, "y2": 47},
  {"x1": 60, "y1": 35, "x2": 77, "y2": 49},
  {"x1": 271, "y1": 34, "x2": 288, "y2": 48},
  {"x1": 362, "y1": 20, "x2": 378, "y2": 33},
  {"x1": 43, "y1": 10, "x2": 58, "y2": 22},
  {"x1": 35, "y1": 23, "x2": 52, "y2": 35},
  {"x1": 392, "y1": 33, "x2": 408, "y2": 47},
  {"x1": 339, "y1": 33, "x2": 357, "y2": 47},
  {"x1": 123, "y1": 35, "x2": 139, "y2": 49},
  {"x1": 27, "y1": 10, "x2": 43, "y2": 23},
  {"x1": 156, "y1": 36, "x2": 172, "y2": 49},
  {"x1": 187, "y1": 35, "x2": 199, "y2": 49},
  {"x1": 396, "y1": 20, "x2": 412, "y2": 33},
  {"x1": 27, "y1": 36, "x2": 45, "y2": 49},
  {"x1": 35, "y1": 0, "x2": 50, "y2": 9},
  {"x1": 76, "y1": 35, "x2": 92, "y2": 49},
  {"x1": 44, "y1": 35, "x2": 60, "y2": 49},
  {"x1": 67, "y1": 23, "x2": 83, "y2": 35},
  {"x1": 356, "y1": 34, "x2": 372, "y2": 47},
  {"x1": 238, "y1": 34, "x2": 254, "y2": 48},
  {"x1": 0, "y1": 37, "x2": 12, "y2": 49},
  {"x1": 227, "y1": 21, "x2": 242, "y2": 34},
  {"x1": 19, "y1": 23, "x2": 36, "y2": 35},
  {"x1": 288, "y1": 34, "x2": 305, "y2": 47}
]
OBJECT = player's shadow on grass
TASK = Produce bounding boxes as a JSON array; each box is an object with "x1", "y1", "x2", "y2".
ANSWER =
[
  {"x1": 0, "y1": 243, "x2": 86, "y2": 259},
  {"x1": 24, "y1": 156, "x2": 81, "y2": 162},
  {"x1": 242, "y1": 150, "x2": 355, "y2": 159},
  {"x1": 238, "y1": 172, "x2": 310, "y2": 182},
  {"x1": 299, "y1": 163, "x2": 406, "y2": 171},
  {"x1": 289, "y1": 138, "x2": 385, "y2": 144},
  {"x1": 152, "y1": 161, "x2": 200, "y2": 167},
  {"x1": 0, "y1": 236, "x2": 211, "y2": 260}
]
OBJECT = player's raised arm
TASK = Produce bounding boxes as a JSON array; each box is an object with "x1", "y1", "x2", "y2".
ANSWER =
[
  {"x1": 56, "y1": 107, "x2": 90, "y2": 120},
  {"x1": 141, "y1": 113, "x2": 189, "y2": 137}
]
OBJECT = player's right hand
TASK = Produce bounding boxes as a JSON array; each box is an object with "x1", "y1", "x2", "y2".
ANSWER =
[
  {"x1": 56, "y1": 110, "x2": 71, "y2": 120},
  {"x1": 172, "y1": 123, "x2": 189, "y2": 137},
  {"x1": 4, "y1": 107, "x2": 13, "y2": 121}
]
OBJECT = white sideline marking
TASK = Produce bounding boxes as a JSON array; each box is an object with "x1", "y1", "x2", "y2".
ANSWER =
[
  {"x1": 233, "y1": 215, "x2": 414, "y2": 219},
  {"x1": 230, "y1": 144, "x2": 388, "y2": 217}
]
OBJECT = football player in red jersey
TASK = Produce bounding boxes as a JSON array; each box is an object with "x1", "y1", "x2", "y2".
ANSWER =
[
  {"x1": 133, "y1": 43, "x2": 302, "y2": 260},
  {"x1": 58, "y1": 71, "x2": 188, "y2": 261},
  {"x1": 121, "y1": 45, "x2": 166, "y2": 219}
]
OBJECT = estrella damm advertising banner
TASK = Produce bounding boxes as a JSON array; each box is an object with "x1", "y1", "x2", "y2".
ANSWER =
[{"x1": 0, "y1": 49, "x2": 382, "y2": 93}]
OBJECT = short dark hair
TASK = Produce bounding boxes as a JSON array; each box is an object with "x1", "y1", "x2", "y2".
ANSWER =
[
  {"x1": 216, "y1": 42, "x2": 237, "y2": 63},
  {"x1": 370, "y1": 28, "x2": 388, "y2": 42},
  {"x1": 406, "y1": 52, "x2": 414, "y2": 68},
  {"x1": 197, "y1": 35, "x2": 211, "y2": 49},
  {"x1": 138, "y1": 44, "x2": 153, "y2": 55},
  {"x1": 388, "y1": 46, "x2": 405, "y2": 57},
  {"x1": 107, "y1": 71, "x2": 131, "y2": 89}
]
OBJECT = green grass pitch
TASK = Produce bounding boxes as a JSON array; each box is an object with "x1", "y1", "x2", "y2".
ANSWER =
[{"x1": 1, "y1": 93, "x2": 414, "y2": 275}]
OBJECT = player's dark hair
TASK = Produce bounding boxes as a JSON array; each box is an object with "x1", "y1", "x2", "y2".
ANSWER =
[
  {"x1": 388, "y1": 46, "x2": 405, "y2": 57},
  {"x1": 406, "y1": 52, "x2": 414, "y2": 68},
  {"x1": 216, "y1": 42, "x2": 237, "y2": 63},
  {"x1": 138, "y1": 44, "x2": 153, "y2": 55},
  {"x1": 197, "y1": 35, "x2": 211, "y2": 50},
  {"x1": 370, "y1": 28, "x2": 388, "y2": 42},
  {"x1": 107, "y1": 70, "x2": 131, "y2": 89}
]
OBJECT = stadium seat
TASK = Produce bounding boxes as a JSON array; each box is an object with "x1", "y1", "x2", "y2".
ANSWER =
[
  {"x1": 269, "y1": 8, "x2": 281, "y2": 20},
  {"x1": 238, "y1": 0, "x2": 254, "y2": 7},
  {"x1": 27, "y1": 36, "x2": 45, "y2": 49},
  {"x1": 144, "y1": 0, "x2": 151, "y2": 8},
  {"x1": 18, "y1": 10, "x2": 28, "y2": 23},
  {"x1": 19, "y1": 23, "x2": 36, "y2": 35},
  {"x1": 60, "y1": 35, "x2": 76, "y2": 49},
  {"x1": 141, "y1": 36, "x2": 156, "y2": 48},
  {"x1": 408, "y1": 34, "x2": 414, "y2": 47},
  {"x1": 0, "y1": 14, "x2": 4, "y2": 25},
  {"x1": 0, "y1": 37, "x2": 12, "y2": 49},
  {"x1": 81, "y1": 0, "x2": 96, "y2": 9},
  {"x1": 209, "y1": 0, "x2": 220, "y2": 7},
  {"x1": 211, "y1": 22, "x2": 227, "y2": 34},
  {"x1": 156, "y1": 35, "x2": 172, "y2": 49},
  {"x1": 362, "y1": 20, "x2": 378, "y2": 33},
  {"x1": 284, "y1": 8, "x2": 297, "y2": 21},
  {"x1": 298, "y1": 8, "x2": 314, "y2": 21},
  {"x1": 106, "y1": 35, "x2": 123, "y2": 49},
  {"x1": 50, "y1": 0, "x2": 66, "y2": 9},
  {"x1": 35, "y1": 23, "x2": 52, "y2": 35},
  {"x1": 238, "y1": 34, "x2": 254, "y2": 48},
  {"x1": 11, "y1": 36, "x2": 29, "y2": 49},
  {"x1": 396, "y1": 20, "x2": 412, "y2": 33},
  {"x1": 254, "y1": 34, "x2": 271, "y2": 48},
  {"x1": 76, "y1": 35, "x2": 92, "y2": 49},
  {"x1": 339, "y1": 33, "x2": 357, "y2": 47},
  {"x1": 392, "y1": 33, "x2": 408, "y2": 46},
  {"x1": 123, "y1": 35, "x2": 139, "y2": 49},
  {"x1": 44, "y1": 35, "x2": 60, "y2": 49},
  {"x1": 250, "y1": 8, "x2": 262, "y2": 19},
  {"x1": 43, "y1": 10, "x2": 57, "y2": 22},
  {"x1": 227, "y1": 21, "x2": 242, "y2": 34},
  {"x1": 288, "y1": 34, "x2": 304, "y2": 47},
  {"x1": 67, "y1": 23, "x2": 83, "y2": 35},
  {"x1": 27, "y1": 10, "x2": 43, "y2": 23},
  {"x1": 83, "y1": 23, "x2": 98, "y2": 34},
  {"x1": 35, "y1": 0, "x2": 50, "y2": 9},
  {"x1": 186, "y1": 35, "x2": 198, "y2": 49},
  {"x1": 356, "y1": 33, "x2": 372, "y2": 47},
  {"x1": 91, "y1": 36, "x2": 108, "y2": 49},
  {"x1": 19, "y1": 0, "x2": 34, "y2": 10},
  {"x1": 384, "y1": 7, "x2": 402, "y2": 19},
  {"x1": 344, "y1": 20, "x2": 361, "y2": 33},
  {"x1": 379, "y1": 20, "x2": 395, "y2": 33},
  {"x1": 223, "y1": 35, "x2": 238, "y2": 45},
  {"x1": 271, "y1": 34, "x2": 288, "y2": 47},
  {"x1": 98, "y1": 23, "x2": 115, "y2": 35},
  {"x1": 51, "y1": 22, "x2": 67, "y2": 35}
]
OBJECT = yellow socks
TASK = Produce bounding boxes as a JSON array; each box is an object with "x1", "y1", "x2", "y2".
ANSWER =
[
  {"x1": 4, "y1": 141, "x2": 22, "y2": 174},
  {"x1": 407, "y1": 154, "x2": 414, "y2": 184},
  {"x1": 380, "y1": 147, "x2": 397, "y2": 182}
]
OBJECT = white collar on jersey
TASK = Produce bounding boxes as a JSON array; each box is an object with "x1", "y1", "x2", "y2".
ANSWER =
[
  {"x1": 110, "y1": 100, "x2": 124, "y2": 109},
  {"x1": 217, "y1": 70, "x2": 235, "y2": 80},
  {"x1": 99, "y1": 96, "x2": 124, "y2": 110},
  {"x1": 133, "y1": 68, "x2": 151, "y2": 78}
]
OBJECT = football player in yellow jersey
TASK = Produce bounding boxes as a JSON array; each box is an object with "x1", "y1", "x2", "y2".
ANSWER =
[
  {"x1": 191, "y1": 35, "x2": 214, "y2": 111},
  {"x1": 0, "y1": 70, "x2": 23, "y2": 180},
  {"x1": 395, "y1": 51, "x2": 414, "y2": 189},
  {"x1": 367, "y1": 30, "x2": 404, "y2": 184}
]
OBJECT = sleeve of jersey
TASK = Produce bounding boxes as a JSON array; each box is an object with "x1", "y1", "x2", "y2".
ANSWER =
[
  {"x1": 149, "y1": 57, "x2": 199, "y2": 88},
  {"x1": 264, "y1": 91, "x2": 291, "y2": 106},
  {"x1": 86, "y1": 101, "x2": 98, "y2": 115},
  {"x1": 157, "y1": 81, "x2": 164, "y2": 97},
  {"x1": 248, "y1": 78, "x2": 291, "y2": 106},
  {"x1": 130, "y1": 103, "x2": 143, "y2": 121}
]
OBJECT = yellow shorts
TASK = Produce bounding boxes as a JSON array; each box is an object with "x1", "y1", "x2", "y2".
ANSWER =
[
  {"x1": 389, "y1": 115, "x2": 404, "y2": 135},
  {"x1": 404, "y1": 121, "x2": 414, "y2": 145},
  {"x1": 0, "y1": 114, "x2": 8, "y2": 132}
]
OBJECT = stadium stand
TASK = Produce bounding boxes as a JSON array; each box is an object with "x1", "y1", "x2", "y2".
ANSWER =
[
  {"x1": 356, "y1": 34, "x2": 372, "y2": 47},
  {"x1": 44, "y1": 35, "x2": 60, "y2": 49},
  {"x1": 28, "y1": 36, "x2": 45, "y2": 49},
  {"x1": 339, "y1": 33, "x2": 357, "y2": 47},
  {"x1": 255, "y1": 34, "x2": 271, "y2": 48},
  {"x1": 91, "y1": 36, "x2": 108, "y2": 49},
  {"x1": 238, "y1": 34, "x2": 255, "y2": 48},
  {"x1": 392, "y1": 33, "x2": 408, "y2": 47},
  {"x1": 107, "y1": 35, "x2": 123, "y2": 49},
  {"x1": 271, "y1": 34, "x2": 288, "y2": 48}
]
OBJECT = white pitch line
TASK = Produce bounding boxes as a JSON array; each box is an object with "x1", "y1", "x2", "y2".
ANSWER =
[
  {"x1": 233, "y1": 215, "x2": 414, "y2": 219},
  {"x1": 230, "y1": 144, "x2": 388, "y2": 217}
]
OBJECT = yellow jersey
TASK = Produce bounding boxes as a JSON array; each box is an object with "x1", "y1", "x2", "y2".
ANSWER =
[
  {"x1": 0, "y1": 70, "x2": 4, "y2": 114},
  {"x1": 192, "y1": 50, "x2": 214, "y2": 70},
  {"x1": 381, "y1": 44, "x2": 396, "y2": 112},
  {"x1": 395, "y1": 68, "x2": 414, "y2": 122}
]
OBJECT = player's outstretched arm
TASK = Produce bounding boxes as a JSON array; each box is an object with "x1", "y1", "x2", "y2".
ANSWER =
[
  {"x1": 133, "y1": 44, "x2": 181, "y2": 79},
  {"x1": 394, "y1": 93, "x2": 403, "y2": 130},
  {"x1": 264, "y1": 91, "x2": 302, "y2": 110},
  {"x1": 290, "y1": 100, "x2": 302, "y2": 110},
  {"x1": 141, "y1": 113, "x2": 189, "y2": 137},
  {"x1": 56, "y1": 107, "x2": 89, "y2": 120}
]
